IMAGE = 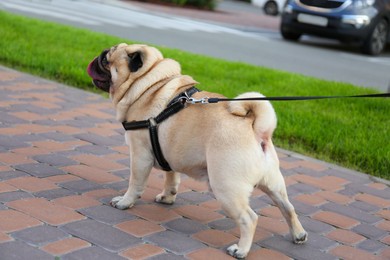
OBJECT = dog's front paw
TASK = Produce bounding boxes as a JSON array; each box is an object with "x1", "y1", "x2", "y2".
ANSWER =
[
  {"x1": 155, "y1": 193, "x2": 176, "y2": 205},
  {"x1": 227, "y1": 244, "x2": 247, "y2": 259},
  {"x1": 293, "y1": 231, "x2": 308, "y2": 244},
  {"x1": 110, "y1": 196, "x2": 134, "y2": 210}
]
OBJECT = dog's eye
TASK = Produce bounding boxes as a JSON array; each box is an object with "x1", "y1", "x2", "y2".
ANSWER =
[{"x1": 102, "y1": 56, "x2": 109, "y2": 68}]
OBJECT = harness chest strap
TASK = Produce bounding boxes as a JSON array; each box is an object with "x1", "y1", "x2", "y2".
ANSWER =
[{"x1": 122, "y1": 87, "x2": 200, "y2": 171}]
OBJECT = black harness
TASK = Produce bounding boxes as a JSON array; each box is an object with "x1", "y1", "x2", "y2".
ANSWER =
[{"x1": 122, "y1": 87, "x2": 200, "y2": 171}]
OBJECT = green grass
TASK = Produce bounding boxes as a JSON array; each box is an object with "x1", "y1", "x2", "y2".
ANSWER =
[{"x1": 0, "y1": 11, "x2": 389, "y2": 179}]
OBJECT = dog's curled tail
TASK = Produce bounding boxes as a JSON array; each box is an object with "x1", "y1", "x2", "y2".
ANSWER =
[{"x1": 228, "y1": 92, "x2": 277, "y2": 147}]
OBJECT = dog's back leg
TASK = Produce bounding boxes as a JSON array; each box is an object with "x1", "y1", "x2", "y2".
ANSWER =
[
  {"x1": 258, "y1": 142, "x2": 308, "y2": 244},
  {"x1": 210, "y1": 180, "x2": 257, "y2": 259},
  {"x1": 155, "y1": 171, "x2": 180, "y2": 204}
]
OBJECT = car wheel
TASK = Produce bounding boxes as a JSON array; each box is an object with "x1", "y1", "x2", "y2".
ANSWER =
[
  {"x1": 281, "y1": 26, "x2": 302, "y2": 41},
  {"x1": 361, "y1": 18, "x2": 389, "y2": 55},
  {"x1": 264, "y1": 1, "x2": 278, "y2": 16}
]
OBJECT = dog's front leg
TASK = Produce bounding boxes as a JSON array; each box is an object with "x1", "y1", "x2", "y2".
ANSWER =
[
  {"x1": 155, "y1": 171, "x2": 180, "y2": 205},
  {"x1": 111, "y1": 153, "x2": 153, "y2": 210}
]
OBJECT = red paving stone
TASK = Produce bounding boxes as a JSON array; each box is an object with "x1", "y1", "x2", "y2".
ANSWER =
[
  {"x1": 115, "y1": 219, "x2": 165, "y2": 237},
  {"x1": 192, "y1": 229, "x2": 237, "y2": 247},
  {"x1": 1, "y1": 25, "x2": 390, "y2": 259},
  {"x1": 52, "y1": 195, "x2": 102, "y2": 210},
  {"x1": 0, "y1": 209, "x2": 42, "y2": 232},
  {"x1": 41, "y1": 237, "x2": 91, "y2": 255},
  {"x1": 313, "y1": 211, "x2": 360, "y2": 229},
  {"x1": 6, "y1": 198, "x2": 85, "y2": 226},
  {"x1": 5, "y1": 176, "x2": 58, "y2": 192},
  {"x1": 120, "y1": 243, "x2": 165, "y2": 259}
]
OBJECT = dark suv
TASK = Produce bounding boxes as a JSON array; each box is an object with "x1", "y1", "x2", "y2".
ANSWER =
[{"x1": 280, "y1": 0, "x2": 390, "y2": 55}]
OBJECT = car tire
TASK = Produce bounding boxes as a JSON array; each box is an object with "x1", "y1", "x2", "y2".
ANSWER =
[
  {"x1": 361, "y1": 18, "x2": 389, "y2": 55},
  {"x1": 264, "y1": 1, "x2": 278, "y2": 16},
  {"x1": 281, "y1": 26, "x2": 302, "y2": 41}
]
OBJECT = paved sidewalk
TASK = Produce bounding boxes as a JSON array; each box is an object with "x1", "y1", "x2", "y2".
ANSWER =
[{"x1": 0, "y1": 65, "x2": 389, "y2": 260}]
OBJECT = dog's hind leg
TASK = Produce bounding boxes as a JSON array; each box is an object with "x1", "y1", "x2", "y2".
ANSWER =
[
  {"x1": 258, "y1": 142, "x2": 307, "y2": 244},
  {"x1": 155, "y1": 171, "x2": 180, "y2": 205},
  {"x1": 210, "y1": 181, "x2": 257, "y2": 259}
]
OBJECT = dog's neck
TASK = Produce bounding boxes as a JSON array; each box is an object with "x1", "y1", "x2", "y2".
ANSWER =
[{"x1": 113, "y1": 59, "x2": 197, "y2": 122}]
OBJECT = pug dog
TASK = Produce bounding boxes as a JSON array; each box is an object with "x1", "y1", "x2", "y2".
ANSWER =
[{"x1": 87, "y1": 43, "x2": 307, "y2": 258}]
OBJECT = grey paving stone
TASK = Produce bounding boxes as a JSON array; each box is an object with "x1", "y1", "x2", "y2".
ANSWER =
[
  {"x1": 208, "y1": 218, "x2": 236, "y2": 231},
  {"x1": 304, "y1": 231, "x2": 338, "y2": 250},
  {"x1": 288, "y1": 183, "x2": 320, "y2": 195},
  {"x1": 62, "y1": 246, "x2": 126, "y2": 260},
  {"x1": 11, "y1": 225, "x2": 68, "y2": 246},
  {"x1": 105, "y1": 180, "x2": 128, "y2": 191},
  {"x1": 357, "y1": 239, "x2": 386, "y2": 253},
  {"x1": 76, "y1": 145, "x2": 116, "y2": 155},
  {"x1": 116, "y1": 159, "x2": 130, "y2": 167},
  {"x1": 0, "y1": 170, "x2": 29, "y2": 180},
  {"x1": 14, "y1": 163, "x2": 66, "y2": 178},
  {"x1": 39, "y1": 132, "x2": 77, "y2": 142},
  {"x1": 164, "y1": 218, "x2": 208, "y2": 235},
  {"x1": 78, "y1": 205, "x2": 136, "y2": 225},
  {"x1": 299, "y1": 216, "x2": 334, "y2": 234},
  {"x1": 0, "y1": 191, "x2": 34, "y2": 203},
  {"x1": 0, "y1": 204, "x2": 8, "y2": 210},
  {"x1": 33, "y1": 154, "x2": 78, "y2": 167},
  {"x1": 350, "y1": 201, "x2": 381, "y2": 213},
  {"x1": 178, "y1": 191, "x2": 214, "y2": 204},
  {"x1": 321, "y1": 202, "x2": 382, "y2": 224},
  {"x1": 63, "y1": 120, "x2": 96, "y2": 128},
  {"x1": 0, "y1": 241, "x2": 52, "y2": 260},
  {"x1": 60, "y1": 180, "x2": 102, "y2": 193},
  {"x1": 344, "y1": 183, "x2": 390, "y2": 199},
  {"x1": 149, "y1": 253, "x2": 185, "y2": 260},
  {"x1": 250, "y1": 196, "x2": 269, "y2": 210},
  {"x1": 61, "y1": 219, "x2": 140, "y2": 252},
  {"x1": 294, "y1": 167, "x2": 328, "y2": 177},
  {"x1": 258, "y1": 235, "x2": 337, "y2": 260},
  {"x1": 145, "y1": 230, "x2": 205, "y2": 255},
  {"x1": 290, "y1": 199, "x2": 319, "y2": 216},
  {"x1": 0, "y1": 135, "x2": 29, "y2": 149},
  {"x1": 0, "y1": 112, "x2": 28, "y2": 124},
  {"x1": 352, "y1": 223, "x2": 388, "y2": 240},
  {"x1": 33, "y1": 188, "x2": 76, "y2": 200},
  {"x1": 74, "y1": 133, "x2": 122, "y2": 146},
  {"x1": 13, "y1": 134, "x2": 45, "y2": 143},
  {"x1": 113, "y1": 169, "x2": 130, "y2": 179},
  {"x1": 34, "y1": 119, "x2": 61, "y2": 126},
  {"x1": 321, "y1": 168, "x2": 370, "y2": 184}
]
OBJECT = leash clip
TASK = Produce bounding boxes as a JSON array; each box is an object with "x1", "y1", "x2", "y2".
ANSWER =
[{"x1": 187, "y1": 97, "x2": 209, "y2": 104}]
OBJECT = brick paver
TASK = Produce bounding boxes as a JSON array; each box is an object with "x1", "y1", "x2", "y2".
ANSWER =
[{"x1": 0, "y1": 56, "x2": 389, "y2": 259}]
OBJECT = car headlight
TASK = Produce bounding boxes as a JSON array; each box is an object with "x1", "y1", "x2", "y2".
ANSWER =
[
  {"x1": 353, "y1": 0, "x2": 375, "y2": 8},
  {"x1": 342, "y1": 15, "x2": 371, "y2": 28}
]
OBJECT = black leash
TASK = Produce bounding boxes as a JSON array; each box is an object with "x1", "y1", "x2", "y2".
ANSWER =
[
  {"x1": 122, "y1": 88, "x2": 388, "y2": 172},
  {"x1": 186, "y1": 93, "x2": 390, "y2": 104}
]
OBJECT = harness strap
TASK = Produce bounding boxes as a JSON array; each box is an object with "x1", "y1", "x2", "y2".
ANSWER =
[{"x1": 122, "y1": 86, "x2": 200, "y2": 171}]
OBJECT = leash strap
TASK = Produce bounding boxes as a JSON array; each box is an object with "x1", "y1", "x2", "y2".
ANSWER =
[
  {"x1": 122, "y1": 87, "x2": 200, "y2": 171},
  {"x1": 201, "y1": 93, "x2": 390, "y2": 103}
]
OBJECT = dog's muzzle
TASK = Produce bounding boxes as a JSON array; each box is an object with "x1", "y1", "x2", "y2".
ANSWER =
[{"x1": 87, "y1": 50, "x2": 111, "y2": 92}]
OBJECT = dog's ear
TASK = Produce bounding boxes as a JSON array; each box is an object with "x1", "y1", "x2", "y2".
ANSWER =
[{"x1": 128, "y1": 51, "x2": 143, "y2": 72}]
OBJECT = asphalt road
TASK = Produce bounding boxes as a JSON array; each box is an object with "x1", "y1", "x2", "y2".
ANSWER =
[{"x1": 1, "y1": 0, "x2": 390, "y2": 92}]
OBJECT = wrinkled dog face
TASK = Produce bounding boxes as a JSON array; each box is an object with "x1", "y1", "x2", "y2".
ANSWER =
[{"x1": 87, "y1": 43, "x2": 143, "y2": 93}]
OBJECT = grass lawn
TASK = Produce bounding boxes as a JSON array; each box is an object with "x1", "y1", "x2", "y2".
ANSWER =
[{"x1": 0, "y1": 11, "x2": 389, "y2": 179}]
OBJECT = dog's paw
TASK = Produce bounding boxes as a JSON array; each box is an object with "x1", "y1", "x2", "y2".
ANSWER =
[
  {"x1": 110, "y1": 196, "x2": 133, "y2": 210},
  {"x1": 227, "y1": 244, "x2": 247, "y2": 259},
  {"x1": 293, "y1": 231, "x2": 308, "y2": 244},
  {"x1": 155, "y1": 193, "x2": 176, "y2": 205}
]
